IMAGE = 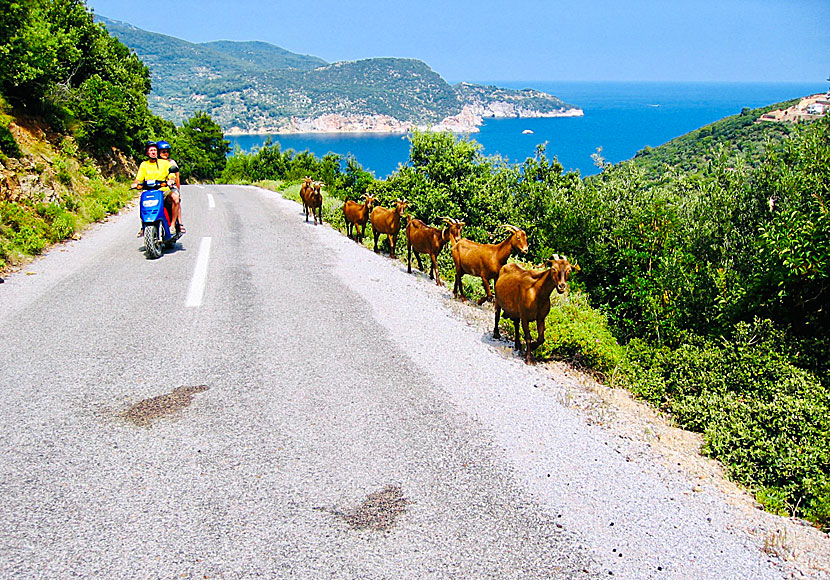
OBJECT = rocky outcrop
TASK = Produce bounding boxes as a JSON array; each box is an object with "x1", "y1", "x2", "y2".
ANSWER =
[
  {"x1": 1, "y1": 155, "x2": 63, "y2": 204},
  {"x1": 226, "y1": 102, "x2": 584, "y2": 136},
  {"x1": 472, "y1": 101, "x2": 584, "y2": 120}
]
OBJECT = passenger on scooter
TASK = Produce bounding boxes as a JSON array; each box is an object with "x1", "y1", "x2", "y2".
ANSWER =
[
  {"x1": 157, "y1": 140, "x2": 185, "y2": 235},
  {"x1": 132, "y1": 141, "x2": 172, "y2": 237}
]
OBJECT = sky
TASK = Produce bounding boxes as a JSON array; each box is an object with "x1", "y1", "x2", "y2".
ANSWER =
[{"x1": 86, "y1": 0, "x2": 828, "y2": 84}]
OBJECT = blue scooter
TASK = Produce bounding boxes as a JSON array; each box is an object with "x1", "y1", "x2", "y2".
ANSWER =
[{"x1": 134, "y1": 166, "x2": 181, "y2": 259}]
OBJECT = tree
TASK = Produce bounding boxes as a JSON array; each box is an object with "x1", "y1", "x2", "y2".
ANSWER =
[
  {"x1": 752, "y1": 115, "x2": 830, "y2": 334},
  {"x1": 171, "y1": 112, "x2": 230, "y2": 182},
  {"x1": 0, "y1": 0, "x2": 155, "y2": 157}
]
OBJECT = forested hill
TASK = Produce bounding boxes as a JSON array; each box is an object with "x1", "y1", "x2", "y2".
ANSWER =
[
  {"x1": 630, "y1": 98, "x2": 802, "y2": 177},
  {"x1": 96, "y1": 17, "x2": 326, "y2": 81},
  {"x1": 95, "y1": 16, "x2": 581, "y2": 134}
]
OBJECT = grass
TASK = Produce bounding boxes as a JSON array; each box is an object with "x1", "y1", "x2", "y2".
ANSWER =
[{"x1": 0, "y1": 128, "x2": 135, "y2": 272}]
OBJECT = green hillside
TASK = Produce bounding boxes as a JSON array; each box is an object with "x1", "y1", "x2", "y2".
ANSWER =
[
  {"x1": 96, "y1": 16, "x2": 578, "y2": 132},
  {"x1": 631, "y1": 98, "x2": 801, "y2": 177},
  {"x1": 202, "y1": 40, "x2": 327, "y2": 71}
]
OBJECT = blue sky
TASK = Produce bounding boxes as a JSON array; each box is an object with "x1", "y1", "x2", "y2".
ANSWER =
[{"x1": 87, "y1": 0, "x2": 828, "y2": 83}]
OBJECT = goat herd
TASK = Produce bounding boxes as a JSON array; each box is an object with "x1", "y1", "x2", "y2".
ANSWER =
[{"x1": 298, "y1": 177, "x2": 579, "y2": 363}]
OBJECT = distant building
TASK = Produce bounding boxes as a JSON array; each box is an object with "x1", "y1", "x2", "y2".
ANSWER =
[{"x1": 756, "y1": 94, "x2": 828, "y2": 124}]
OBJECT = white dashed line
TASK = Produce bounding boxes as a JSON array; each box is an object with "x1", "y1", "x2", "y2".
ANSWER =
[{"x1": 185, "y1": 237, "x2": 212, "y2": 308}]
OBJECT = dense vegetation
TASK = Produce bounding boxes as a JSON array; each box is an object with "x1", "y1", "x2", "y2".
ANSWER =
[
  {"x1": 98, "y1": 16, "x2": 576, "y2": 131},
  {"x1": 222, "y1": 106, "x2": 830, "y2": 529},
  {"x1": 0, "y1": 0, "x2": 229, "y2": 270}
]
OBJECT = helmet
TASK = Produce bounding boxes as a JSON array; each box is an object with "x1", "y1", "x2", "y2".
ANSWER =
[
  {"x1": 145, "y1": 141, "x2": 158, "y2": 153},
  {"x1": 157, "y1": 140, "x2": 171, "y2": 152}
]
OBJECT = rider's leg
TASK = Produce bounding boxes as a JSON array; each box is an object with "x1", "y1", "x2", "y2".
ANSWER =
[
  {"x1": 176, "y1": 189, "x2": 184, "y2": 232},
  {"x1": 170, "y1": 189, "x2": 184, "y2": 233}
]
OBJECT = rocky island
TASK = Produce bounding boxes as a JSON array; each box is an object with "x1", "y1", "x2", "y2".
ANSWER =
[{"x1": 98, "y1": 16, "x2": 583, "y2": 135}]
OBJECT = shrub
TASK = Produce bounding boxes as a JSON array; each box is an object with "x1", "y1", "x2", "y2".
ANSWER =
[
  {"x1": 625, "y1": 318, "x2": 830, "y2": 529},
  {"x1": 534, "y1": 291, "x2": 625, "y2": 378},
  {"x1": 37, "y1": 203, "x2": 76, "y2": 242},
  {"x1": 0, "y1": 122, "x2": 20, "y2": 158}
]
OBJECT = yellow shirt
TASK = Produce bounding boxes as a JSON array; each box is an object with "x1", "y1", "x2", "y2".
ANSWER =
[{"x1": 135, "y1": 159, "x2": 172, "y2": 191}]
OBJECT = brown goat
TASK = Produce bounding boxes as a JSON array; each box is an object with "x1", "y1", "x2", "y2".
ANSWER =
[
  {"x1": 305, "y1": 181, "x2": 323, "y2": 225},
  {"x1": 299, "y1": 176, "x2": 314, "y2": 217},
  {"x1": 342, "y1": 194, "x2": 376, "y2": 243},
  {"x1": 369, "y1": 199, "x2": 408, "y2": 258},
  {"x1": 406, "y1": 217, "x2": 464, "y2": 286},
  {"x1": 451, "y1": 225, "x2": 529, "y2": 305},
  {"x1": 493, "y1": 255, "x2": 579, "y2": 363}
]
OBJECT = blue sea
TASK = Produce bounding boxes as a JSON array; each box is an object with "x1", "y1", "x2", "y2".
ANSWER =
[{"x1": 227, "y1": 82, "x2": 824, "y2": 178}]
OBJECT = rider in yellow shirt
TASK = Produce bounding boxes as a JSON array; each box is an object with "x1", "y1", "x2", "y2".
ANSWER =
[{"x1": 132, "y1": 141, "x2": 172, "y2": 237}]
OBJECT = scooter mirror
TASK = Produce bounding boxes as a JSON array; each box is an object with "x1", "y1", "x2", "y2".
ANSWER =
[{"x1": 168, "y1": 166, "x2": 179, "y2": 174}]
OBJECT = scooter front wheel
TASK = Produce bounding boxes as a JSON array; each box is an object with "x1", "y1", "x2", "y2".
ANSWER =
[{"x1": 143, "y1": 224, "x2": 163, "y2": 259}]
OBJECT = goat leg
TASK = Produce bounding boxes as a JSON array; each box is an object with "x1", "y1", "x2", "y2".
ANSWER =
[
  {"x1": 414, "y1": 252, "x2": 425, "y2": 272},
  {"x1": 515, "y1": 318, "x2": 523, "y2": 352},
  {"x1": 477, "y1": 277, "x2": 493, "y2": 306},
  {"x1": 493, "y1": 304, "x2": 502, "y2": 339},
  {"x1": 522, "y1": 319, "x2": 535, "y2": 363},
  {"x1": 454, "y1": 270, "x2": 466, "y2": 301},
  {"x1": 529, "y1": 318, "x2": 546, "y2": 352},
  {"x1": 431, "y1": 257, "x2": 442, "y2": 286}
]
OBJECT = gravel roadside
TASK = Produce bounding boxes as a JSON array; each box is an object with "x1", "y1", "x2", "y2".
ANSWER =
[{"x1": 257, "y1": 187, "x2": 830, "y2": 580}]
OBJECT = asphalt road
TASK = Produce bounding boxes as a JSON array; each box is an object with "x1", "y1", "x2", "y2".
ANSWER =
[
  {"x1": 0, "y1": 185, "x2": 787, "y2": 579},
  {"x1": 0, "y1": 185, "x2": 598, "y2": 579}
]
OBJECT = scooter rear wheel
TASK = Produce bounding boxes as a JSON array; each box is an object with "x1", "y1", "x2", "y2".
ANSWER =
[{"x1": 143, "y1": 224, "x2": 163, "y2": 259}]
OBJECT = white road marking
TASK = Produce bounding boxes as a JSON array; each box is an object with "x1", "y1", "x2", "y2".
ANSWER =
[
  {"x1": 185, "y1": 237, "x2": 212, "y2": 308},
  {"x1": 207, "y1": 193, "x2": 215, "y2": 209}
]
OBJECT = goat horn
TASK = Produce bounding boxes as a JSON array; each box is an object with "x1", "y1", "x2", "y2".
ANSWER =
[{"x1": 498, "y1": 224, "x2": 519, "y2": 233}]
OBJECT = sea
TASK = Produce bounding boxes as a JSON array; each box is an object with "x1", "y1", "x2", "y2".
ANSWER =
[{"x1": 227, "y1": 81, "x2": 825, "y2": 178}]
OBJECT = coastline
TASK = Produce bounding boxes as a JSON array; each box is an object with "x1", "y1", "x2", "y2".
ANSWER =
[
  {"x1": 224, "y1": 106, "x2": 584, "y2": 136},
  {"x1": 226, "y1": 82, "x2": 824, "y2": 179}
]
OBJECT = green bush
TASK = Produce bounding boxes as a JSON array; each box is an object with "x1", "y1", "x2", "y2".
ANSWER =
[
  {"x1": 37, "y1": 203, "x2": 76, "y2": 242},
  {"x1": 0, "y1": 122, "x2": 20, "y2": 158},
  {"x1": 54, "y1": 157, "x2": 72, "y2": 185},
  {"x1": 535, "y1": 291, "x2": 624, "y2": 377},
  {"x1": 12, "y1": 225, "x2": 47, "y2": 255},
  {"x1": 626, "y1": 318, "x2": 830, "y2": 529}
]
